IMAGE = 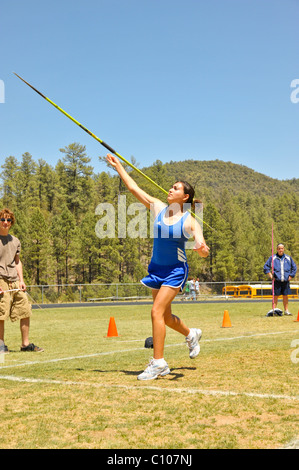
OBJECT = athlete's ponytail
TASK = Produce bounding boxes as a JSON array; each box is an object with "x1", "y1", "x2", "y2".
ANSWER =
[{"x1": 177, "y1": 181, "x2": 202, "y2": 211}]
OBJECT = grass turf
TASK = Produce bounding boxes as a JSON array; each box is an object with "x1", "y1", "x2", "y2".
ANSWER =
[{"x1": 0, "y1": 301, "x2": 298, "y2": 449}]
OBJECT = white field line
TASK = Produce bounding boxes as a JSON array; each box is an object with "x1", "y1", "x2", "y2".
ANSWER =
[
  {"x1": 0, "y1": 329, "x2": 298, "y2": 371},
  {"x1": 1, "y1": 329, "x2": 298, "y2": 401},
  {"x1": 0, "y1": 373, "x2": 298, "y2": 401},
  {"x1": 280, "y1": 438, "x2": 299, "y2": 449}
]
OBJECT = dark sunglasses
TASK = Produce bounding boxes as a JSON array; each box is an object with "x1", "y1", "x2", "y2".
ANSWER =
[{"x1": 0, "y1": 218, "x2": 12, "y2": 222}]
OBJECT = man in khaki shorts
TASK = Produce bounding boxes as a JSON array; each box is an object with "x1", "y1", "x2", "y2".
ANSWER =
[{"x1": 0, "y1": 208, "x2": 43, "y2": 353}]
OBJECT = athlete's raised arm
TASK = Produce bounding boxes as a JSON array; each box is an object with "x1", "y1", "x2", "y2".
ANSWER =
[{"x1": 106, "y1": 154, "x2": 163, "y2": 211}]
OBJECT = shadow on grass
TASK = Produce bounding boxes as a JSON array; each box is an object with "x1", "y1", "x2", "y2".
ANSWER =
[{"x1": 90, "y1": 366, "x2": 196, "y2": 381}]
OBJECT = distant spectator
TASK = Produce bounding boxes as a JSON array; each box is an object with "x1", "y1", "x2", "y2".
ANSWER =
[
  {"x1": 189, "y1": 278, "x2": 196, "y2": 301},
  {"x1": 195, "y1": 278, "x2": 200, "y2": 298},
  {"x1": 263, "y1": 243, "x2": 297, "y2": 315},
  {"x1": 182, "y1": 278, "x2": 191, "y2": 300}
]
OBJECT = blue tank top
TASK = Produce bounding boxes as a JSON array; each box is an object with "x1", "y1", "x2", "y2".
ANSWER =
[{"x1": 150, "y1": 206, "x2": 190, "y2": 267}]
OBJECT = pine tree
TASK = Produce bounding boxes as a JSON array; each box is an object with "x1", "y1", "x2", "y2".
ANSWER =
[
  {"x1": 0, "y1": 156, "x2": 20, "y2": 208},
  {"x1": 51, "y1": 206, "x2": 77, "y2": 284},
  {"x1": 35, "y1": 159, "x2": 57, "y2": 212},
  {"x1": 15, "y1": 152, "x2": 38, "y2": 211},
  {"x1": 58, "y1": 143, "x2": 94, "y2": 217},
  {"x1": 27, "y1": 208, "x2": 53, "y2": 285}
]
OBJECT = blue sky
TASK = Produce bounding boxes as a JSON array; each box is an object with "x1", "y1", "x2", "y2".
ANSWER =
[{"x1": 1, "y1": 0, "x2": 298, "y2": 181}]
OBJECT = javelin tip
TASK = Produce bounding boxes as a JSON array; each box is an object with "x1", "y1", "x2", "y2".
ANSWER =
[
  {"x1": 13, "y1": 72, "x2": 47, "y2": 99},
  {"x1": 13, "y1": 72, "x2": 29, "y2": 85}
]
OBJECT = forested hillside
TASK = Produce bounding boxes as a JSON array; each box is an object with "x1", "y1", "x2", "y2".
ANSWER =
[{"x1": 1, "y1": 143, "x2": 298, "y2": 286}]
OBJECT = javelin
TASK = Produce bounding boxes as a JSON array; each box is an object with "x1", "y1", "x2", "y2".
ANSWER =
[
  {"x1": 0, "y1": 289, "x2": 20, "y2": 293},
  {"x1": 14, "y1": 72, "x2": 214, "y2": 231},
  {"x1": 0, "y1": 288, "x2": 45, "y2": 310}
]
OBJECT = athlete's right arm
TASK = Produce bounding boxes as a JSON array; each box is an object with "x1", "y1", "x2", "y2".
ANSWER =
[
  {"x1": 106, "y1": 154, "x2": 161, "y2": 210},
  {"x1": 184, "y1": 214, "x2": 210, "y2": 258}
]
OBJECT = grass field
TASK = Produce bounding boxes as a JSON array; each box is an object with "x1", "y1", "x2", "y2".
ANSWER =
[{"x1": 0, "y1": 300, "x2": 298, "y2": 449}]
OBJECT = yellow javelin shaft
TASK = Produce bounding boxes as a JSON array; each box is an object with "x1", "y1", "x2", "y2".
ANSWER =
[
  {"x1": 13, "y1": 73, "x2": 167, "y2": 195},
  {"x1": 14, "y1": 72, "x2": 213, "y2": 231}
]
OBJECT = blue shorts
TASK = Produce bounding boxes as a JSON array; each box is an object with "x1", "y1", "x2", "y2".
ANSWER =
[
  {"x1": 141, "y1": 262, "x2": 188, "y2": 291},
  {"x1": 274, "y1": 280, "x2": 291, "y2": 296}
]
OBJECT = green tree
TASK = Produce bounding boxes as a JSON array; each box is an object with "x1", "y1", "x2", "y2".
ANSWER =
[
  {"x1": 51, "y1": 206, "x2": 77, "y2": 284},
  {"x1": 58, "y1": 143, "x2": 94, "y2": 216},
  {"x1": 74, "y1": 210, "x2": 102, "y2": 283},
  {"x1": 15, "y1": 152, "x2": 38, "y2": 211},
  {"x1": 35, "y1": 159, "x2": 57, "y2": 212},
  {"x1": 0, "y1": 156, "x2": 20, "y2": 207},
  {"x1": 27, "y1": 208, "x2": 53, "y2": 285}
]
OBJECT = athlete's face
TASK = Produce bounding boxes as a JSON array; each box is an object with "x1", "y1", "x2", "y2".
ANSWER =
[
  {"x1": 167, "y1": 182, "x2": 188, "y2": 204},
  {"x1": 277, "y1": 245, "x2": 285, "y2": 256}
]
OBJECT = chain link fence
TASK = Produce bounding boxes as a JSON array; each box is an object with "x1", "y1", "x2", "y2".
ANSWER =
[{"x1": 26, "y1": 281, "x2": 299, "y2": 304}]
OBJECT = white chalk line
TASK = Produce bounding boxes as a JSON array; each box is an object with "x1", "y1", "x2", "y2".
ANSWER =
[
  {"x1": 1, "y1": 329, "x2": 299, "y2": 401},
  {"x1": 0, "y1": 328, "x2": 298, "y2": 371},
  {"x1": 0, "y1": 373, "x2": 298, "y2": 401}
]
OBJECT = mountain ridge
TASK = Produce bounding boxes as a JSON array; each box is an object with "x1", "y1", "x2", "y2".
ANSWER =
[{"x1": 139, "y1": 158, "x2": 299, "y2": 200}]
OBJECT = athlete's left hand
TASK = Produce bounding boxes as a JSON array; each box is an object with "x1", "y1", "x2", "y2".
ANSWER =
[{"x1": 193, "y1": 242, "x2": 210, "y2": 258}]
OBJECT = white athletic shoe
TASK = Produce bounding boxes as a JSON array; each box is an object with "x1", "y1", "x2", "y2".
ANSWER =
[
  {"x1": 137, "y1": 358, "x2": 170, "y2": 381},
  {"x1": 186, "y1": 328, "x2": 202, "y2": 359},
  {"x1": 284, "y1": 311, "x2": 292, "y2": 316}
]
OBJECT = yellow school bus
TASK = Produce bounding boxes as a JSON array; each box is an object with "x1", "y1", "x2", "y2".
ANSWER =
[
  {"x1": 222, "y1": 285, "x2": 239, "y2": 297},
  {"x1": 222, "y1": 284, "x2": 299, "y2": 298}
]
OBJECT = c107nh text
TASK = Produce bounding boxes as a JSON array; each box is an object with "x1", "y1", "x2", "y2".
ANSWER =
[{"x1": 107, "y1": 454, "x2": 192, "y2": 467}]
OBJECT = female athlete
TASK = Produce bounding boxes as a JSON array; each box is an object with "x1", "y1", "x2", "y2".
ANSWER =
[{"x1": 106, "y1": 154, "x2": 209, "y2": 380}]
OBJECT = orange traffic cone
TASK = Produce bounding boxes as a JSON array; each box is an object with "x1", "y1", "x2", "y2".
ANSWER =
[
  {"x1": 221, "y1": 310, "x2": 232, "y2": 328},
  {"x1": 294, "y1": 309, "x2": 299, "y2": 322},
  {"x1": 106, "y1": 317, "x2": 119, "y2": 337}
]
